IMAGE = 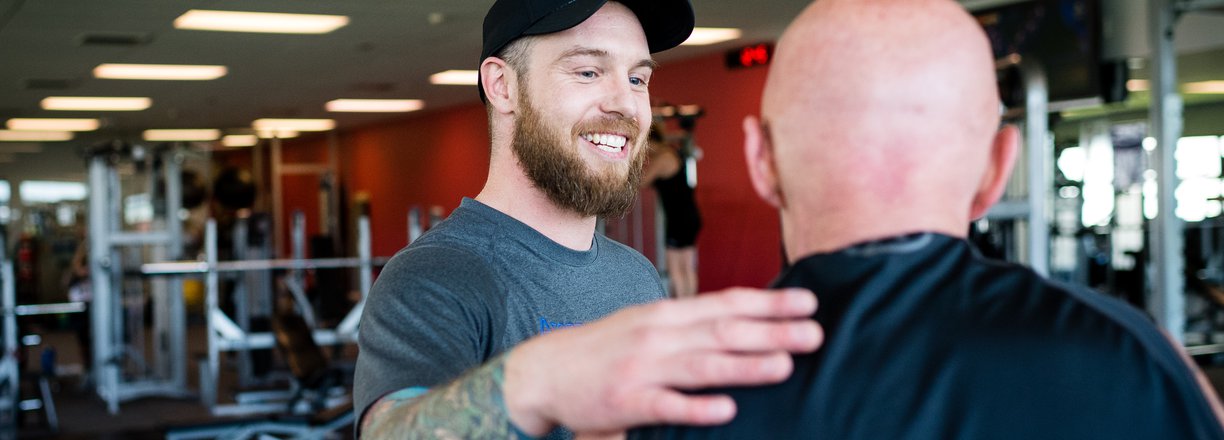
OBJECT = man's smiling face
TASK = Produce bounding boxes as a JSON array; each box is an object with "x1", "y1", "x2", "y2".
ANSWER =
[{"x1": 510, "y1": 1, "x2": 654, "y2": 218}]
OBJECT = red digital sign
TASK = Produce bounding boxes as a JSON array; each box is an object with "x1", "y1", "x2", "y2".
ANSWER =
[{"x1": 726, "y1": 43, "x2": 774, "y2": 69}]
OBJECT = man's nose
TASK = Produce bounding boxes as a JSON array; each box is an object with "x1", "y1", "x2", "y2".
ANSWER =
[{"x1": 598, "y1": 76, "x2": 638, "y2": 119}]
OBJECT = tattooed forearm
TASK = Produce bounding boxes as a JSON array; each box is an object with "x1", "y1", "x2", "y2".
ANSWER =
[{"x1": 362, "y1": 353, "x2": 518, "y2": 439}]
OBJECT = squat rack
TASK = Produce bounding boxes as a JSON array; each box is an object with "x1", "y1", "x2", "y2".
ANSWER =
[{"x1": 141, "y1": 215, "x2": 388, "y2": 416}]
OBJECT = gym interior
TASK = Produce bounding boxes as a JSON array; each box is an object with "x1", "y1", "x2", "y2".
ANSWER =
[{"x1": 1, "y1": 0, "x2": 1224, "y2": 438}]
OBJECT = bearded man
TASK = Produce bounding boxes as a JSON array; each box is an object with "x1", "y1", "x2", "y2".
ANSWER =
[{"x1": 354, "y1": 1, "x2": 824, "y2": 438}]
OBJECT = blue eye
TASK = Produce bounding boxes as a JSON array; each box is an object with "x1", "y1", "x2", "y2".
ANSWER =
[
  {"x1": 578, "y1": 70, "x2": 597, "y2": 79},
  {"x1": 629, "y1": 77, "x2": 646, "y2": 86}
]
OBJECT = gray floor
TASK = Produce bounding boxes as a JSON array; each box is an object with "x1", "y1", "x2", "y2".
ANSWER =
[{"x1": 16, "y1": 323, "x2": 357, "y2": 439}]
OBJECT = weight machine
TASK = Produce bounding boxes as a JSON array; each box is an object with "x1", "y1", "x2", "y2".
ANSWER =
[
  {"x1": 87, "y1": 142, "x2": 194, "y2": 414},
  {"x1": 142, "y1": 213, "x2": 387, "y2": 417}
]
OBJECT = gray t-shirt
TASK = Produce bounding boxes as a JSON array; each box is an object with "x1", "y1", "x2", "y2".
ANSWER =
[{"x1": 354, "y1": 198, "x2": 665, "y2": 428}]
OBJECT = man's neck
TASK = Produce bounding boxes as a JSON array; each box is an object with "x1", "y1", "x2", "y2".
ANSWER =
[
  {"x1": 781, "y1": 204, "x2": 969, "y2": 262},
  {"x1": 476, "y1": 160, "x2": 598, "y2": 251}
]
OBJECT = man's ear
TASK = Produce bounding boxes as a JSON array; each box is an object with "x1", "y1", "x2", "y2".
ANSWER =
[
  {"x1": 481, "y1": 57, "x2": 518, "y2": 115},
  {"x1": 743, "y1": 115, "x2": 783, "y2": 208},
  {"x1": 969, "y1": 124, "x2": 1020, "y2": 219}
]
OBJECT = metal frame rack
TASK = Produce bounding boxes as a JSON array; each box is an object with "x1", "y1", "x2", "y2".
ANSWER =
[
  {"x1": 142, "y1": 214, "x2": 387, "y2": 416},
  {"x1": 88, "y1": 144, "x2": 193, "y2": 414},
  {"x1": 985, "y1": 57, "x2": 1052, "y2": 277}
]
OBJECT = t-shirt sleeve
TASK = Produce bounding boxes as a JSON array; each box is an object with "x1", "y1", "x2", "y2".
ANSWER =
[{"x1": 353, "y1": 244, "x2": 504, "y2": 424}]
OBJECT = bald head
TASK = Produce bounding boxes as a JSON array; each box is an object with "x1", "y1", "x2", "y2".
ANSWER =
[{"x1": 747, "y1": 0, "x2": 1017, "y2": 258}]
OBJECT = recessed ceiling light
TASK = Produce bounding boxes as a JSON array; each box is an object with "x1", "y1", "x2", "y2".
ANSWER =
[
  {"x1": 94, "y1": 63, "x2": 227, "y2": 80},
  {"x1": 430, "y1": 70, "x2": 479, "y2": 86},
  {"x1": 326, "y1": 99, "x2": 424, "y2": 113},
  {"x1": 256, "y1": 129, "x2": 300, "y2": 139},
  {"x1": 0, "y1": 130, "x2": 73, "y2": 142},
  {"x1": 681, "y1": 27, "x2": 742, "y2": 46},
  {"x1": 1184, "y1": 80, "x2": 1224, "y2": 94},
  {"x1": 252, "y1": 119, "x2": 335, "y2": 132},
  {"x1": 222, "y1": 135, "x2": 259, "y2": 147},
  {"x1": 175, "y1": 10, "x2": 349, "y2": 34},
  {"x1": 41, "y1": 96, "x2": 152, "y2": 111},
  {"x1": 7, "y1": 118, "x2": 99, "y2": 132},
  {"x1": 143, "y1": 129, "x2": 221, "y2": 141}
]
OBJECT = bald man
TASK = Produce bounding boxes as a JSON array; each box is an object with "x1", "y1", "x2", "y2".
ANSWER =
[{"x1": 632, "y1": 0, "x2": 1224, "y2": 438}]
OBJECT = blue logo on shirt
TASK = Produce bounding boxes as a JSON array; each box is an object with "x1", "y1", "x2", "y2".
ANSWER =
[{"x1": 538, "y1": 317, "x2": 582, "y2": 334}]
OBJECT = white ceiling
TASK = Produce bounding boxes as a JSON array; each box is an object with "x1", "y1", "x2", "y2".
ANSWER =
[
  {"x1": 0, "y1": 0, "x2": 812, "y2": 142},
  {"x1": 0, "y1": 0, "x2": 1223, "y2": 182}
]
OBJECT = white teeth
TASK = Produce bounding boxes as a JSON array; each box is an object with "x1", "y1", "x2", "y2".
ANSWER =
[{"x1": 582, "y1": 133, "x2": 627, "y2": 152}]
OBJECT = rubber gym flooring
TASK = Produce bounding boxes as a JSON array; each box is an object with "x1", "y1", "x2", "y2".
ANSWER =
[{"x1": 15, "y1": 323, "x2": 358, "y2": 439}]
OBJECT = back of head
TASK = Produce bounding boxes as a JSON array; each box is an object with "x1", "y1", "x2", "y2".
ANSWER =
[{"x1": 762, "y1": 0, "x2": 1003, "y2": 248}]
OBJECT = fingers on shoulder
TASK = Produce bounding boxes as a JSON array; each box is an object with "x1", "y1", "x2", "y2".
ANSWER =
[{"x1": 616, "y1": 389, "x2": 737, "y2": 426}]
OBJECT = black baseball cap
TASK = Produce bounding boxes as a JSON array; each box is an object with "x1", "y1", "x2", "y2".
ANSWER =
[{"x1": 479, "y1": 0, "x2": 695, "y2": 101}]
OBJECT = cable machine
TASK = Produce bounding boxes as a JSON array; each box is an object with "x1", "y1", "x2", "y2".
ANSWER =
[{"x1": 87, "y1": 142, "x2": 193, "y2": 414}]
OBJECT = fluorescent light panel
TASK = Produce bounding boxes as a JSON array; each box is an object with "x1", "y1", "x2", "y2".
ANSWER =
[
  {"x1": 1127, "y1": 79, "x2": 1224, "y2": 94},
  {"x1": 326, "y1": 99, "x2": 424, "y2": 113},
  {"x1": 94, "y1": 63, "x2": 227, "y2": 80},
  {"x1": 0, "y1": 130, "x2": 72, "y2": 142},
  {"x1": 252, "y1": 118, "x2": 335, "y2": 132},
  {"x1": 222, "y1": 135, "x2": 259, "y2": 147},
  {"x1": 1184, "y1": 80, "x2": 1224, "y2": 94},
  {"x1": 175, "y1": 10, "x2": 349, "y2": 34},
  {"x1": 143, "y1": 129, "x2": 221, "y2": 141},
  {"x1": 681, "y1": 27, "x2": 742, "y2": 46},
  {"x1": 257, "y1": 129, "x2": 300, "y2": 139},
  {"x1": 41, "y1": 96, "x2": 151, "y2": 111},
  {"x1": 7, "y1": 118, "x2": 99, "y2": 132},
  {"x1": 430, "y1": 70, "x2": 479, "y2": 86}
]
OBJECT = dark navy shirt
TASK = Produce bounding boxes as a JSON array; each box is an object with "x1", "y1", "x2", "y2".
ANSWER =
[{"x1": 634, "y1": 233, "x2": 1224, "y2": 439}]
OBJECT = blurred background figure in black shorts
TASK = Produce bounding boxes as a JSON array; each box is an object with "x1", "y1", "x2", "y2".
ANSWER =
[{"x1": 643, "y1": 123, "x2": 702, "y2": 298}]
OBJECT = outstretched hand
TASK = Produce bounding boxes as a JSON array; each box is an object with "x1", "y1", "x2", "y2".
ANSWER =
[{"x1": 503, "y1": 287, "x2": 822, "y2": 436}]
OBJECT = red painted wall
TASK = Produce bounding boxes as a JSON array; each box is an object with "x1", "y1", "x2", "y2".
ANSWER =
[
  {"x1": 339, "y1": 104, "x2": 491, "y2": 257},
  {"x1": 648, "y1": 54, "x2": 781, "y2": 290},
  {"x1": 280, "y1": 51, "x2": 781, "y2": 290},
  {"x1": 279, "y1": 136, "x2": 329, "y2": 257}
]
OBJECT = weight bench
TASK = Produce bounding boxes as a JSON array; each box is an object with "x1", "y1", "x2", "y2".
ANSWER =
[{"x1": 166, "y1": 311, "x2": 353, "y2": 439}]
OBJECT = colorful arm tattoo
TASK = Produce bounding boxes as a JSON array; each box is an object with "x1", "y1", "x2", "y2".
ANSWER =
[{"x1": 361, "y1": 353, "x2": 527, "y2": 439}]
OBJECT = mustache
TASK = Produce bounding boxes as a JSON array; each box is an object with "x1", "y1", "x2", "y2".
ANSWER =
[{"x1": 572, "y1": 116, "x2": 641, "y2": 144}]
